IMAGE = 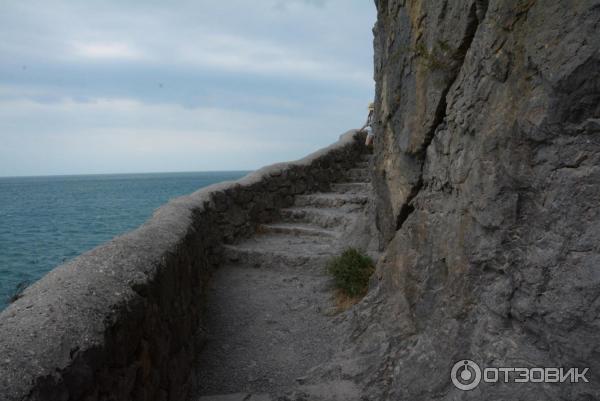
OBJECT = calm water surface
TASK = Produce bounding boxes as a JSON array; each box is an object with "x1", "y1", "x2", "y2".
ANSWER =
[{"x1": 0, "y1": 171, "x2": 248, "y2": 310}]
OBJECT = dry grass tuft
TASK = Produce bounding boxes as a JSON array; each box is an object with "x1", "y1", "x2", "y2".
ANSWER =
[{"x1": 334, "y1": 289, "x2": 364, "y2": 312}]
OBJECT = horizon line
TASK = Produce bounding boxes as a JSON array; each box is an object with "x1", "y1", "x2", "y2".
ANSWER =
[{"x1": 0, "y1": 169, "x2": 253, "y2": 180}]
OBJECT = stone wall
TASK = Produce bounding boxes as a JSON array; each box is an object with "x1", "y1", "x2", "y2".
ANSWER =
[
  {"x1": 344, "y1": 1, "x2": 600, "y2": 400},
  {"x1": 0, "y1": 130, "x2": 366, "y2": 401}
]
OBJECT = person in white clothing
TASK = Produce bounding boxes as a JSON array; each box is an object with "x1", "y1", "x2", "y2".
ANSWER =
[{"x1": 360, "y1": 102, "x2": 375, "y2": 147}]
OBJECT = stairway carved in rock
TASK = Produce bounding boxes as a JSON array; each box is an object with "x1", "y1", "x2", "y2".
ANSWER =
[{"x1": 193, "y1": 153, "x2": 373, "y2": 401}]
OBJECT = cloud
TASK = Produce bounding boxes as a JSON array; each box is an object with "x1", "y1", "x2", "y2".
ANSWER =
[
  {"x1": 273, "y1": 0, "x2": 329, "y2": 11},
  {"x1": 71, "y1": 42, "x2": 144, "y2": 61},
  {"x1": 0, "y1": 0, "x2": 376, "y2": 176},
  {"x1": 172, "y1": 33, "x2": 371, "y2": 85},
  {"x1": 1, "y1": 1, "x2": 375, "y2": 85},
  {"x1": 0, "y1": 95, "x2": 359, "y2": 176}
]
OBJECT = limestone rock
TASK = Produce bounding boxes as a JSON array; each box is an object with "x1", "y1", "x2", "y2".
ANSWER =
[{"x1": 351, "y1": 0, "x2": 600, "y2": 400}]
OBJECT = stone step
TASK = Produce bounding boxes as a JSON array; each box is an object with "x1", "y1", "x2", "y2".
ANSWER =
[
  {"x1": 279, "y1": 207, "x2": 354, "y2": 229},
  {"x1": 330, "y1": 182, "x2": 372, "y2": 194},
  {"x1": 222, "y1": 234, "x2": 336, "y2": 269},
  {"x1": 294, "y1": 193, "x2": 369, "y2": 208},
  {"x1": 344, "y1": 168, "x2": 370, "y2": 182},
  {"x1": 223, "y1": 246, "x2": 333, "y2": 270},
  {"x1": 258, "y1": 223, "x2": 339, "y2": 239}
]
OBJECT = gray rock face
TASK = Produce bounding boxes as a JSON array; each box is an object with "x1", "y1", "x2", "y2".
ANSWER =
[{"x1": 347, "y1": 0, "x2": 600, "y2": 400}]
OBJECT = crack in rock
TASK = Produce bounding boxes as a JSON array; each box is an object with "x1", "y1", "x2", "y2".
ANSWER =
[{"x1": 395, "y1": 1, "x2": 487, "y2": 232}]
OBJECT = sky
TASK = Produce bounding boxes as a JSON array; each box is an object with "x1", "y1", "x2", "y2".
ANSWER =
[{"x1": 0, "y1": 0, "x2": 376, "y2": 176}]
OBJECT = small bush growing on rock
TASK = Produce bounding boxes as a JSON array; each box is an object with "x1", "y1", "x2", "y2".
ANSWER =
[{"x1": 327, "y1": 248, "x2": 374, "y2": 297}]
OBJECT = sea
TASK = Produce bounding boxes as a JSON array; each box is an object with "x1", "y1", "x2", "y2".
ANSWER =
[{"x1": 0, "y1": 171, "x2": 248, "y2": 311}]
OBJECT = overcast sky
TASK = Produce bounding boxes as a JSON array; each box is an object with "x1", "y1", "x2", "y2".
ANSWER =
[{"x1": 0, "y1": 0, "x2": 376, "y2": 176}]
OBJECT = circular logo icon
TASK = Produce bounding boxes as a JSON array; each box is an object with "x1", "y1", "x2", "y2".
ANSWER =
[{"x1": 451, "y1": 360, "x2": 482, "y2": 391}]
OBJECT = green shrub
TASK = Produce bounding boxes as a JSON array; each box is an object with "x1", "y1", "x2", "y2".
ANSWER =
[{"x1": 327, "y1": 248, "x2": 375, "y2": 297}]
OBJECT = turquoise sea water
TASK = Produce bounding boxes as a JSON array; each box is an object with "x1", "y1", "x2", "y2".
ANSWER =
[{"x1": 0, "y1": 171, "x2": 248, "y2": 310}]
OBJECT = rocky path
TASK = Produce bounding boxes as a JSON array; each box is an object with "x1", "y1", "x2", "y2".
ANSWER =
[{"x1": 193, "y1": 154, "x2": 372, "y2": 401}]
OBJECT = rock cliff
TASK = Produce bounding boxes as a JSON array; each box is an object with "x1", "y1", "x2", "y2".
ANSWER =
[{"x1": 347, "y1": 0, "x2": 600, "y2": 400}]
